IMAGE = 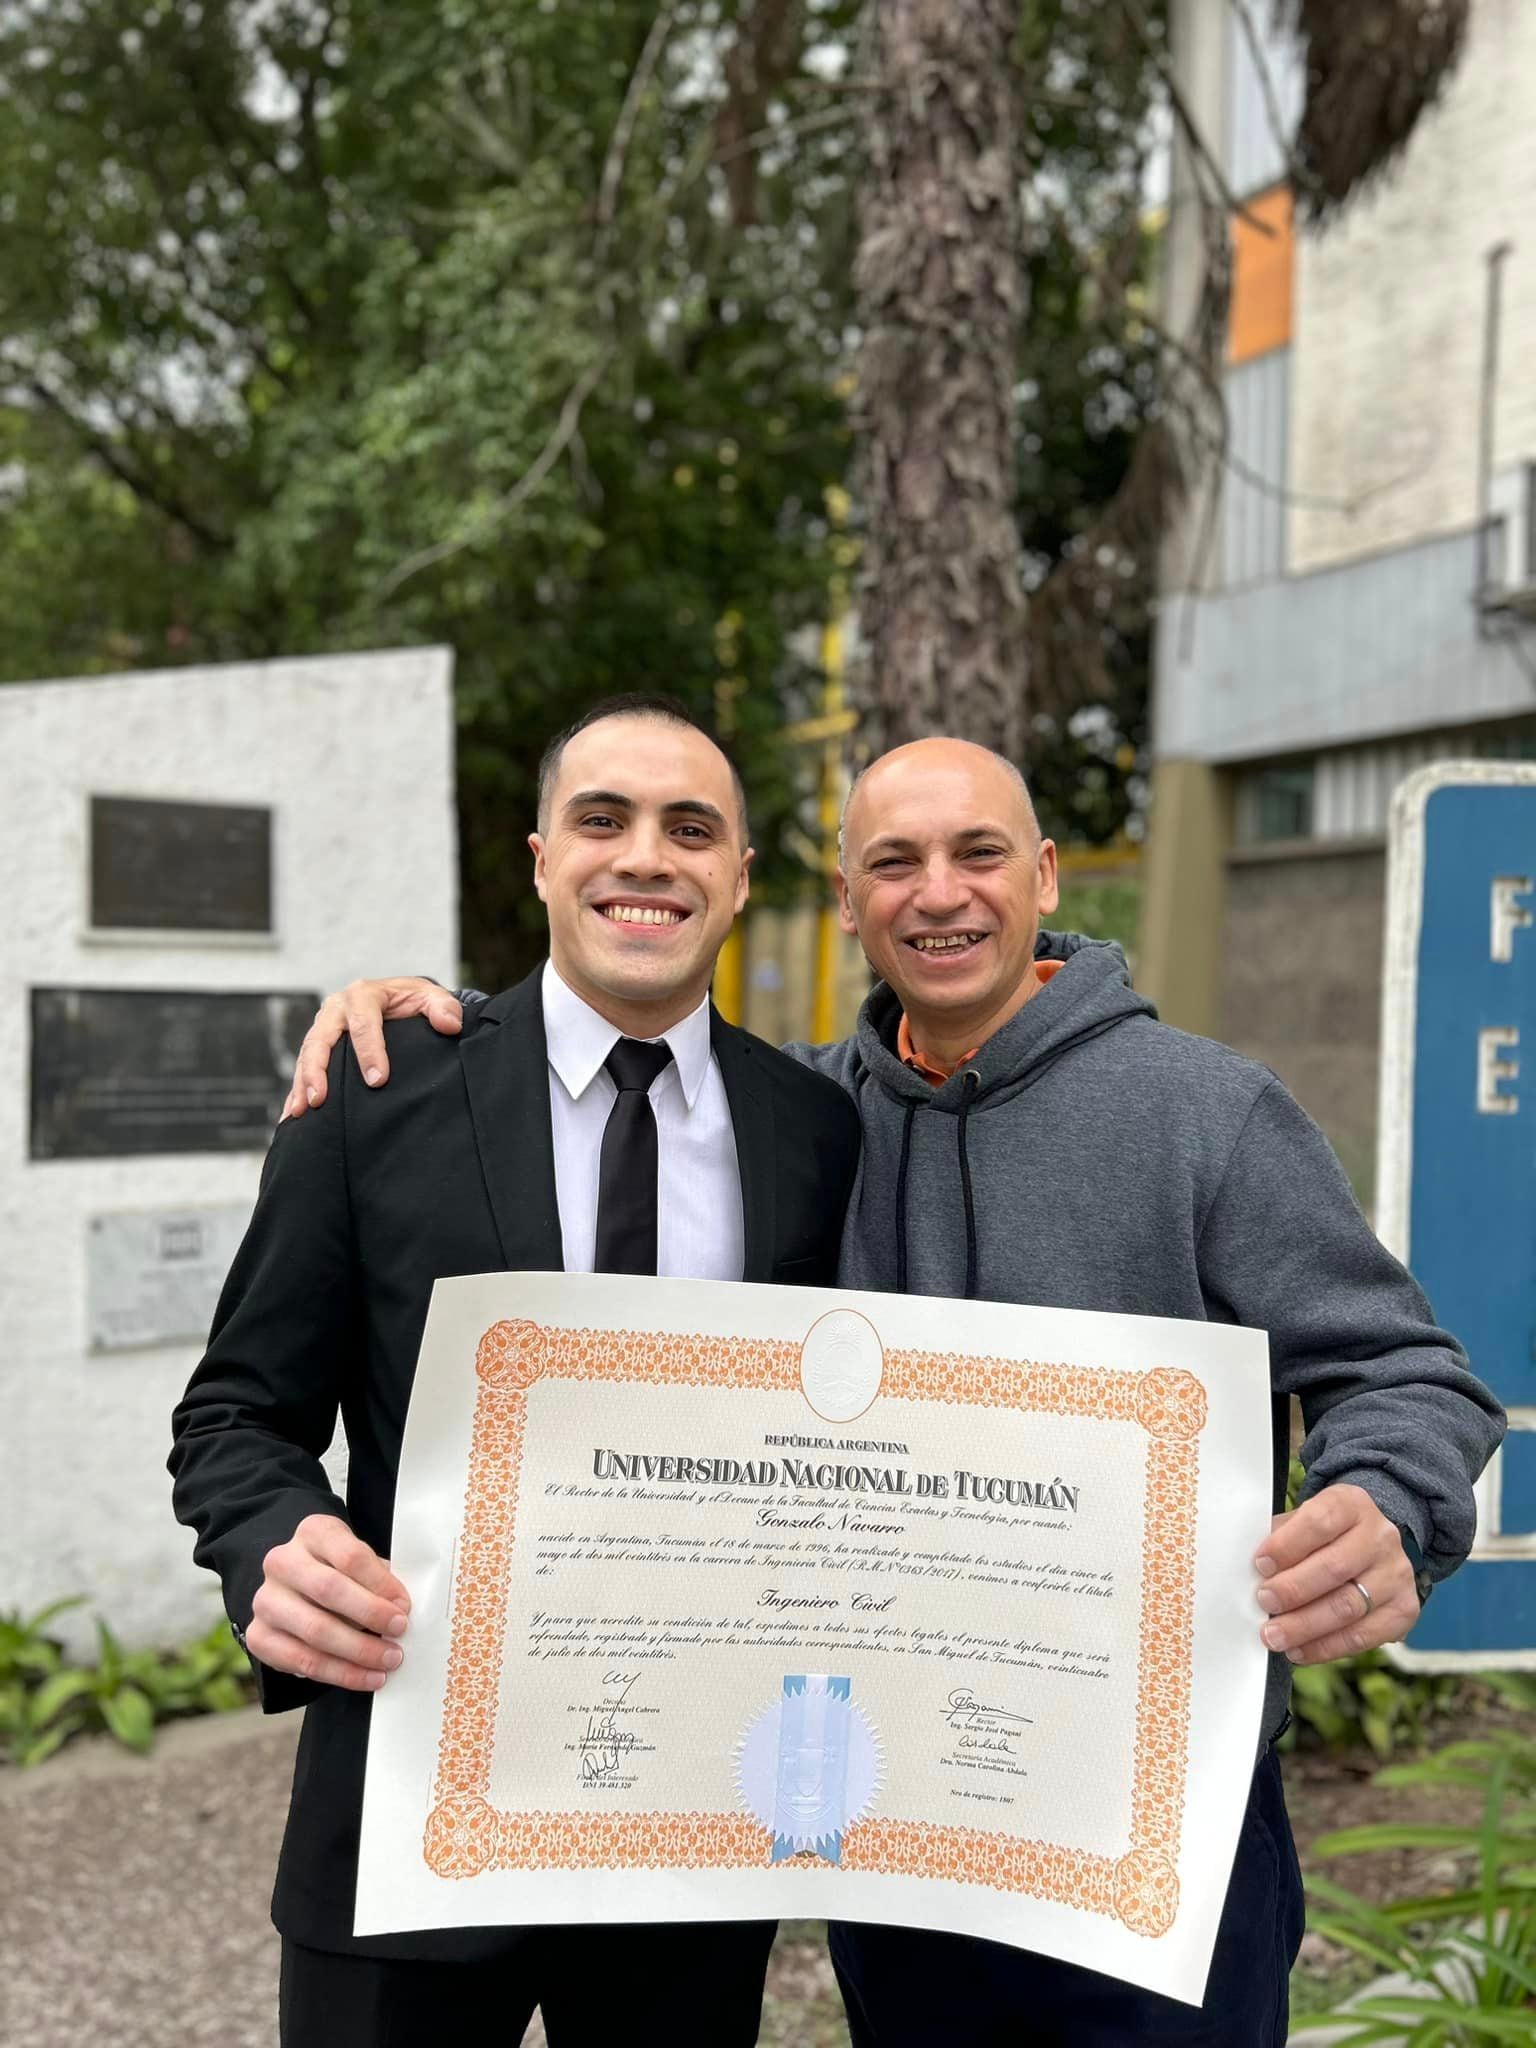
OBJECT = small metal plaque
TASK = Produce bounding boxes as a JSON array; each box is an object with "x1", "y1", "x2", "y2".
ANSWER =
[
  {"x1": 30, "y1": 988, "x2": 317, "y2": 1160},
  {"x1": 90, "y1": 796, "x2": 273, "y2": 933},
  {"x1": 87, "y1": 1205, "x2": 250, "y2": 1351}
]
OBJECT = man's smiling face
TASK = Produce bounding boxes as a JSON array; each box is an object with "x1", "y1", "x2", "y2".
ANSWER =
[
  {"x1": 837, "y1": 739, "x2": 1058, "y2": 1052},
  {"x1": 530, "y1": 714, "x2": 751, "y2": 1032}
]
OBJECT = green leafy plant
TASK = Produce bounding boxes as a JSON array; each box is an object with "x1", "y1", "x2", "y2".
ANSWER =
[
  {"x1": 0, "y1": 1607, "x2": 255, "y2": 1767},
  {"x1": 1286, "y1": 1652, "x2": 1464, "y2": 1760},
  {"x1": 1292, "y1": 1675, "x2": 1536, "y2": 2043},
  {"x1": 0, "y1": 1596, "x2": 90, "y2": 1765},
  {"x1": 129, "y1": 1618, "x2": 255, "y2": 1717}
]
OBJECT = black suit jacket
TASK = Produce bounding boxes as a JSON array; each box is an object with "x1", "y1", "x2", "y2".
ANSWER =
[{"x1": 168, "y1": 968, "x2": 861, "y2": 1958}]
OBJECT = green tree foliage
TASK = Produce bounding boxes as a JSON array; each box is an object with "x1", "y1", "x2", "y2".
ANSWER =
[
  {"x1": 1, "y1": 0, "x2": 869, "y2": 979},
  {"x1": 1, "y1": 0, "x2": 1164, "y2": 980},
  {"x1": 1013, "y1": 2, "x2": 1167, "y2": 848}
]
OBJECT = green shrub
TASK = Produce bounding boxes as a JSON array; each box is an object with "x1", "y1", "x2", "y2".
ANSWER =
[
  {"x1": 0, "y1": 1596, "x2": 90, "y2": 1765},
  {"x1": 1051, "y1": 873, "x2": 1141, "y2": 957},
  {"x1": 1285, "y1": 1652, "x2": 1464, "y2": 1760},
  {"x1": 0, "y1": 1601, "x2": 255, "y2": 1766},
  {"x1": 1293, "y1": 1674, "x2": 1536, "y2": 2043}
]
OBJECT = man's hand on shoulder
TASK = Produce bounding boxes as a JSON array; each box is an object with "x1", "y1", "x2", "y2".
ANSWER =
[
  {"x1": 246, "y1": 1513, "x2": 412, "y2": 1691},
  {"x1": 282, "y1": 978, "x2": 464, "y2": 1120},
  {"x1": 1252, "y1": 1483, "x2": 1421, "y2": 1665}
]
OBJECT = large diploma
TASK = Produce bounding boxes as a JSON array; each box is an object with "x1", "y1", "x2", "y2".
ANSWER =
[{"x1": 356, "y1": 1273, "x2": 1271, "y2": 2005}]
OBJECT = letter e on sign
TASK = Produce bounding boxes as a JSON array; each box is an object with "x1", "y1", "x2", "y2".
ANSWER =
[{"x1": 1477, "y1": 1028, "x2": 1519, "y2": 1115}]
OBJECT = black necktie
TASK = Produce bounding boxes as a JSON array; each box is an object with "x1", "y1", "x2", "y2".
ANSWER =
[{"x1": 593, "y1": 1038, "x2": 675, "y2": 1275}]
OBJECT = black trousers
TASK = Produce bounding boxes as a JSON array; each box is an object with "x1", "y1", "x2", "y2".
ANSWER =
[
  {"x1": 829, "y1": 1748, "x2": 1305, "y2": 2047},
  {"x1": 279, "y1": 1920, "x2": 777, "y2": 2048}
]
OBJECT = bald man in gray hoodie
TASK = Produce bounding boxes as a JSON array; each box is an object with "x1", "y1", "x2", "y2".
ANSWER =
[{"x1": 287, "y1": 736, "x2": 1502, "y2": 2047}]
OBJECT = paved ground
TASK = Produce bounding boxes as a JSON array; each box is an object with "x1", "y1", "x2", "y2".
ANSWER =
[
  {"x1": 4, "y1": 1709, "x2": 298, "y2": 2048},
  {"x1": 11, "y1": 1699, "x2": 1431, "y2": 2044},
  {"x1": 3, "y1": 1709, "x2": 847, "y2": 2047}
]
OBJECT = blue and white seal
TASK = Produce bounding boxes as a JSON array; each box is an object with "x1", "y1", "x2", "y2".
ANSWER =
[{"x1": 735, "y1": 1675, "x2": 882, "y2": 1864}]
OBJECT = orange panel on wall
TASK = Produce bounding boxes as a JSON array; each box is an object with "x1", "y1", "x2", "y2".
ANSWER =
[{"x1": 1228, "y1": 184, "x2": 1294, "y2": 365}]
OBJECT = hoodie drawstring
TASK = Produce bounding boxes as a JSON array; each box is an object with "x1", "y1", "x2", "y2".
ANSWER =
[
  {"x1": 895, "y1": 1099, "x2": 916, "y2": 1295},
  {"x1": 958, "y1": 1070, "x2": 980, "y2": 1299},
  {"x1": 894, "y1": 1074, "x2": 980, "y2": 1299}
]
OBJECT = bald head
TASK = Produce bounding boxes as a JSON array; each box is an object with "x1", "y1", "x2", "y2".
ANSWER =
[
  {"x1": 840, "y1": 739, "x2": 1039, "y2": 867},
  {"x1": 834, "y1": 736, "x2": 1058, "y2": 1056}
]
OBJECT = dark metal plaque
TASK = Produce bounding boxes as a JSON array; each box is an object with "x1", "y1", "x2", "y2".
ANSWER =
[
  {"x1": 90, "y1": 796, "x2": 273, "y2": 932},
  {"x1": 30, "y1": 988, "x2": 317, "y2": 1160}
]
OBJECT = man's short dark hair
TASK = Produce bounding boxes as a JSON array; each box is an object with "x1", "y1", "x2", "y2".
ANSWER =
[{"x1": 536, "y1": 693, "x2": 750, "y2": 842}]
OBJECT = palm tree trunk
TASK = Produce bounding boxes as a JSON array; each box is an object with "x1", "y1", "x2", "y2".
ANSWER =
[{"x1": 854, "y1": 0, "x2": 1027, "y2": 757}]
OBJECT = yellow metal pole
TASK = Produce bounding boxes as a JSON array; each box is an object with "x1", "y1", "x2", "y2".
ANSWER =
[
  {"x1": 712, "y1": 618, "x2": 747, "y2": 1026},
  {"x1": 713, "y1": 923, "x2": 744, "y2": 1026}
]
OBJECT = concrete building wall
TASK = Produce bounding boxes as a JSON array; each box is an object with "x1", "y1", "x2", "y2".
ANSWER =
[
  {"x1": 1154, "y1": 526, "x2": 1536, "y2": 764},
  {"x1": 1219, "y1": 844, "x2": 1387, "y2": 1203},
  {"x1": 1289, "y1": 0, "x2": 1536, "y2": 575},
  {"x1": 0, "y1": 650, "x2": 458, "y2": 1649}
]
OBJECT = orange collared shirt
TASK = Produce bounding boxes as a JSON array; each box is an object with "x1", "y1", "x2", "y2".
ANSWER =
[{"x1": 897, "y1": 959, "x2": 1063, "y2": 1086}]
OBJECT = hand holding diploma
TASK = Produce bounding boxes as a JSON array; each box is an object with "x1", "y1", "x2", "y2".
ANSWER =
[
  {"x1": 248, "y1": 1513, "x2": 412, "y2": 1692},
  {"x1": 1253, "y1": 1483, "x2": 1422, "y2": 1664}
]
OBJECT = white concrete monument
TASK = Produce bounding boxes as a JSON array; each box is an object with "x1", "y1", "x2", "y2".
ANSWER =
[{"x1": 0, "y1": 648, "x2": 458, "y2": 1650}]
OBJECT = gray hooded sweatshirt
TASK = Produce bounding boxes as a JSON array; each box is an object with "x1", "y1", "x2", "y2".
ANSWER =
[{"x1": 787, "y1": 929, "x2": 1505, "y2": 1742}]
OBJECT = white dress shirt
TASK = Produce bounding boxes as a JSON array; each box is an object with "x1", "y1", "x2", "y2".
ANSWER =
[{"x1": 542, "y1": 961, "x2": 745, "y2": 1281}]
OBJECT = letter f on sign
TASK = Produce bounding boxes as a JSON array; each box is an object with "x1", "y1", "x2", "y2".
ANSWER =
[{"x1": 1491, "y1": 876, "x2": 1533, "y2": 963}]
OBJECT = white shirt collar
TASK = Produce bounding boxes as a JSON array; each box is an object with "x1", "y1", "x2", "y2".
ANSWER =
[{"x1": 541, "y1": 959, "x2": 713, "y2": 1110}]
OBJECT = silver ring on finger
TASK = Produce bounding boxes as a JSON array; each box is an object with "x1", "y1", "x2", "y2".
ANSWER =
[{"x1": 1353, "y1": 1579, "x2": 1374, "y2": 1618}]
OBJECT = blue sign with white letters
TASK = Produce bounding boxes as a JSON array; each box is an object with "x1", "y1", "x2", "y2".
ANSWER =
[{"x1": 1379, "y1": 764, "x2": 1536, "y2": 1667}]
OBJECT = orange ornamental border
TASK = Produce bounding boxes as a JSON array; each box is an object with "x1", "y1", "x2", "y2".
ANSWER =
[{"x1": 423, "y1": 1320, "x2": 1207, "y2": 1941}]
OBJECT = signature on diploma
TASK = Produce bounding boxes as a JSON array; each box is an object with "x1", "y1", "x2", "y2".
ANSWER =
[
  {"x1": 941, "y1": 1687, "x2": 1033, "y2": 1756},
  {"x1": 578, "y1": 1670, "x2": 645, "y2": 1783}
]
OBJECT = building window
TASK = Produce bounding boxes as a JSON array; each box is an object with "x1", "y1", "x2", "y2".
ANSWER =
[{"x1": 1251, "y1": 765, "x2": 1314, "y2": 842}]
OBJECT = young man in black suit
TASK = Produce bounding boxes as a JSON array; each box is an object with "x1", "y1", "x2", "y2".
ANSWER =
[{"x1": 169, "y1": 696, "x2": 861, "y2": 2048}]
